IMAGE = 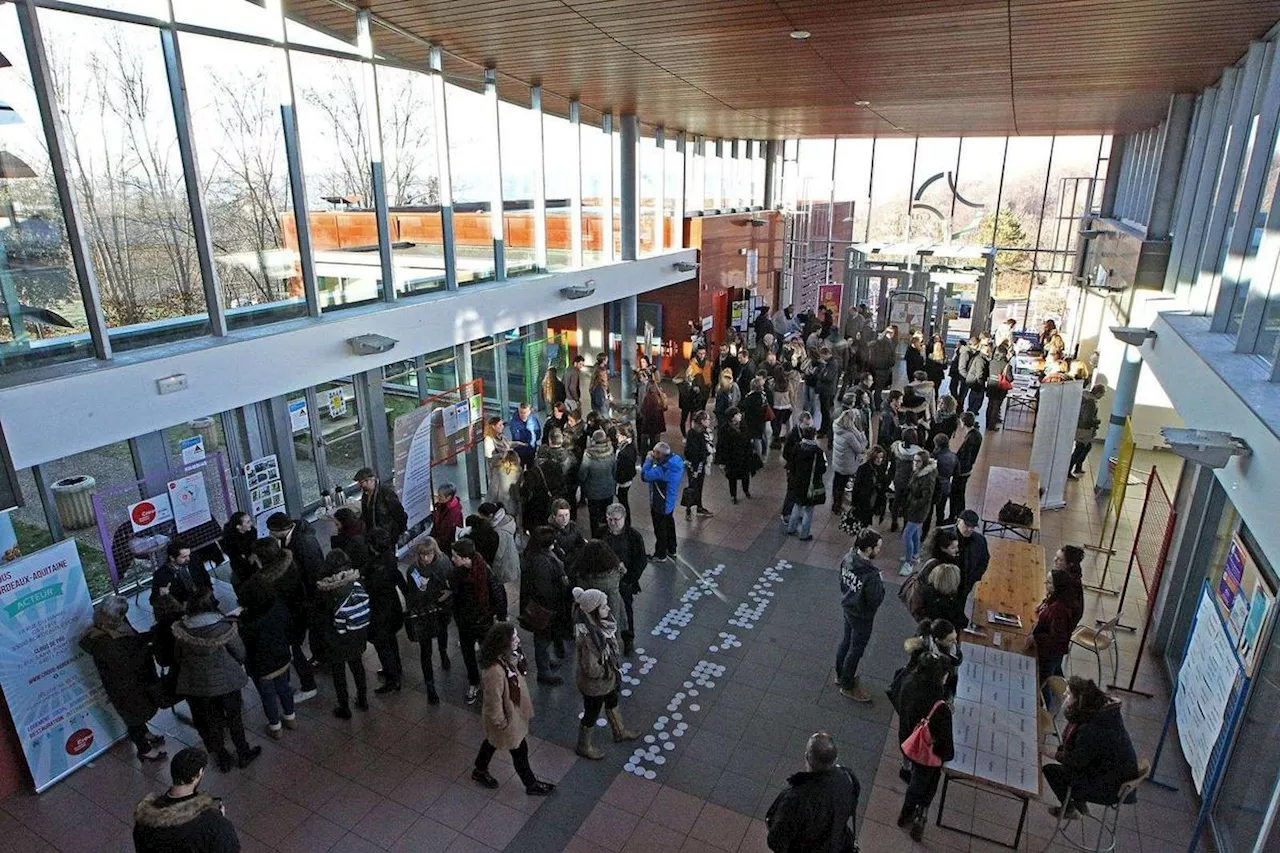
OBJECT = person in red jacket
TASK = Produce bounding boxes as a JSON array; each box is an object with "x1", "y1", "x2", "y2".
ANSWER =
[
  {"x1": 431, "y1": 482, "x2": 464, "y2": 555},
  {"x1": 1030, "y1": 570, "x2": 1083, "y2": 702}
]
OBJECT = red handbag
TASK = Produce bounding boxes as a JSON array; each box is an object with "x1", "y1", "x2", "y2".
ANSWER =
[{"x1": 901, "y1": 700, "x2": 947, "y2": 767}]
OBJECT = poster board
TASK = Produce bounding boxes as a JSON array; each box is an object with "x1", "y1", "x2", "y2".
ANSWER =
[
  {"x1": 244, "y1": 455, "x2": 285, "y2": 535},
  {"x1": 887, "y1": 291, "x2": 926, "y2": 331},
  {"x1": 392, "y1": 404, "x2": 435, "y2": 531},
  {"x1": 1176, "y1": 586, "x2": 1245, "y2": 792},
  {"x1": 167, "y1": 472, "x2": 212, "y2": 534},
  {"x1": 1214, "y1": 534, "x2": 1275, "y2": 677},
  {"x1": 817, "y1": 283, "x2": 843, "y2": 321},
  {"x1": 1028, "y1": 381, "x2": 1082, "y2": 511},
  {"x1": 287, "y1": 398, "x2": 309, "y2": 433},
  {"x1": 127, "y1": 494, "x2": 173, "y2": 533},
  {"x1": 0, "y1": 539, "x2": 128, "y2": 791}
]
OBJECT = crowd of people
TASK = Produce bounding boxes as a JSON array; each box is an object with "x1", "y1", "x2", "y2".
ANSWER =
[{"x1": 82, "y1": 305, "x2": 1141, "y2": 852}]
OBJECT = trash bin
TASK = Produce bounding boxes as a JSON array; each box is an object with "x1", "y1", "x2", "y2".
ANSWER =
[
  {"x1": 51, "y1": 475, "x2": 97, "y2": 530},
  {"x1": 188, "y1": 417, "x2": 218, "y2": 451}
]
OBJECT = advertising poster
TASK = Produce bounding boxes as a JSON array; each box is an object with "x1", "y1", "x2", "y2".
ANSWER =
[
  {"x1": 817, "y1": 283, "x2": 843, "y2": 320},
  {"x1": 452, "y1": 400, "x2": 471, "y2": 436},
  {"x1": 392, "y1": 405, "x2": 434, "y2": 530},
  {"x1": 0, "y1": 510, "x2": 18, "y2": 562},
  {"x1": 1238, "y1": 580, "x2": 1274, "y2": 675},
  {"x1": 287, "y1": 398, "x2": 309, "y2": 433},
  {"x1": 1175, "y1": 588, "x2": 1242, "y2": 792},
  {"x1": 1217, "y1": 537, "x2": 1247, "y2": 614},
  {"x1": 326, "y1": 388, "x2": 347, "y2": 419},
  {"x1": 0, "y1": 539, "x2": 128, "y2": 791},
  {"x1": 731, "y1": 300, "x2": 748, "y2": 332},
  {"x1": 468, "y1": 393, "x2": 483, "y2": 427},
  {"x1": 179, "y1": 436, "x2": 205, "y2": 466},
  {"x1": 127, "y1": 494, "x2": 174, "y2": 533},
  {"x1": 167, "y1": 472, "x2": 212, "y2": 534},
  {"x1": 441, "y1": 401, "x2": 459, "y2": 437}
]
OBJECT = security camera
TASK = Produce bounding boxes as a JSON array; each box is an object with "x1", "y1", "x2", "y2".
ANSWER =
[
  {"x1": 1110, "y1": 327, "x2": 1156, "y2": 347},
  {"x1": 347, "y1": 333, "x2": 398, "y2": 356},
  {"x1": 1160, "y1": 428, "x2": 1250, "y2": 469},
  {"x1": 561, "y1": 281, "x2": 596, "y2": 300}
]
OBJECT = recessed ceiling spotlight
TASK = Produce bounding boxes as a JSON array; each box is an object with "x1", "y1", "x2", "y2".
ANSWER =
[
  {"x1": 789, "y1": 30, "x2": 810, "y2": 40},
  {"x1": 854, "y1": 100, "x2": 871, "y2": 106}
]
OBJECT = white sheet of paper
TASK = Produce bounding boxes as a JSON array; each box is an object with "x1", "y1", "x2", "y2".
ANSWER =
[{"x1": 946, "y1": 746, "x2": 977, "y2": 776}]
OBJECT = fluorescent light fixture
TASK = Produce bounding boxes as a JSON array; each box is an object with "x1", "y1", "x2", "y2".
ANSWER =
[{"x1": 789, "y1": 30, "x2": 810, "y2": 40}]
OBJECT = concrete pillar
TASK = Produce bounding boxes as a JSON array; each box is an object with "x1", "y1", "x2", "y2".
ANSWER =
[
  {"x1": 1096, "y1": 344, "x2": 1142, "y2": 492},
  {"x1": 620, "y1": 296, "x2": 638, "y2": 404},
  {"x1": 455, "y1": 343, "x2": 483, "y2": 502}
]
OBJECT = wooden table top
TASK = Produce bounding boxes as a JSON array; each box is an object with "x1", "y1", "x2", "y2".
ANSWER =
[
  {"x1": 967, "y1": 538, "x2": 1047, "y2": 649},
  {"x1": 981, "y1": 466, "x2": 1042, "y2": 533}
]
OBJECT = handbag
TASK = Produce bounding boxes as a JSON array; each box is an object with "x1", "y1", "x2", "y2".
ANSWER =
[
  {"x1": 998, "y1": 371, "x2": 1014, "y2": 392},
  {"x1": 838, "y1": 506, "x2": 863, "y2": 537},
  {"x1": 763, "y1": 404, "x2": 775, "y2": 422},
  {"x1": 998, "y1": 500, "x2": 1034, "y2": 526},
  {"x1": 901, "y1": 700, "x2": 948, "y2": 767},
  {"x1": 897, "y1": 564, "x2": 928, "y2": 620},
  {"x1": 519, "y1": 599, "x2": 554, "y2": 633},
  {"x1": 806, "y1": 454, "x2": 827, "y2": 505}
]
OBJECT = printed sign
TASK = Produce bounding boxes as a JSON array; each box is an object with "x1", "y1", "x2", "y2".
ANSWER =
[
  {"x1": 127, "y1": 494, "x2": 174, "y2": 533},
  {"x1": 469, "y1": 393, "x2": 483, "y2": 427},
  {"x1": 179, "y1": 435, "x2": 205, "y2": 466},
  {"x1": 0, "y1": 539, "x2": 128, "y2": 791},
  {"x1": 326, "y1": 387, "x2": 347, "y2": 419},
  {"x1": 392, "y1": 406, "x2": 434, "y2": 531},
  {"x1": 746, "y1": 248, "x2": 759, "y2": 288},
  {"x1": 287, "y1": 398, "x2": 309, "y2": 433},
  {"x1": 167, "y1": 472, "x2": 212, "y2": 534},
  {"x1": 452, "y1": 400, "x2": 471, "y2": 436}
]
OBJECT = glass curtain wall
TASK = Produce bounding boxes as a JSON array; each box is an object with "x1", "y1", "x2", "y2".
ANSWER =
[
  {"x1": 639, "y1": 132, "x2": 660, "y2": 256},
  {"x1": 580, "y1": 107, "x2": 610, "y2": 268},
  {"x1": 445, "y1": 79, "x2": 498, "y2": 284},
  {"x1": 543, "y1": 95, "x2": 576, "y2": 272},
  {"x1": 499, "y1": 92, "x2": 539, "y2": 277}
]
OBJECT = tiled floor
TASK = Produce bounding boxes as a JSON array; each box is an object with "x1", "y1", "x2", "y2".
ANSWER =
[{"x1": 0, "y1": 396, "x2": 1205, "y2": 852}]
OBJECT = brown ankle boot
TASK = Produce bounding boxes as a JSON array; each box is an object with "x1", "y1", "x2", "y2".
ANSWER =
[{"x1": 605, "y1": 708, "x2": 639, "y2": 742}]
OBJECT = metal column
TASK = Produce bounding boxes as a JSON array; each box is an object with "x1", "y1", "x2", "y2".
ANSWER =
[
  {"x1": 357, "y1": 10, "x2": 396, "y2": 302},
  {"x1": 454, "y1": 343, "x2": 483, "y2": 501},
  {"x1": 569, "y1": 100, "x2": 584, "y2": 267},
  {"x1": 1096, "y1": 343, "x2": 1142, "y2": 492},
  {"x1": 356, "y1": 369, "x2": 392, "y2": 481},
  {"x1": 620, "y1": 298, "x2": 638, "y2": 405},
  {"x1": 494, "y1": 335, "x2": 511, "y2": 419},
  {"x1": 430, "y1": 47, "x2": 459, "y2": 291},
  {"x1": 620, "y1": 115, "x2": 639, "y2": 261},
  {"x1": 1174, "y1": 69, "x2": 1237, "y2": 293},
  {"x1": 602, "y1": 114, "x2": 615, "y2": 263},
  {"x1": 264, "y1": 396, "x2": 305, "y2": 516},
  {"x1": 485, "y1": 68, "x2": 506, "y2": 281},
  {"x1": 1146, "y1": 95, "x2": 1196, "y2": 240},
  {"x1": 530, "y1": 87, "x2": 548, "y2": 272},
  {"x1": 970, "y1": 249, "x2": 997, "y2": 337}
]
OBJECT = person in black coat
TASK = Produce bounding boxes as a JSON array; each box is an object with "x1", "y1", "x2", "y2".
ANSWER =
[
  {"x1": 963, "y1": 341, "x2": 991, "y2": 415},
  {"x1": 133, "y1": 748, "x2": 239, "y2": 853},
  {"x1": 917, "y1": 560, "x2": 968, "y2": 630},
  {"x1": 365, "y1": 528, "x2": 410, "y2": 694},
  {"x1": 1044, "y1": 678, "x2": 1140, "y2": 818},
  {"x1": 355, "y1": 467, "x2": 408, "y2": 542},
  {"x1": 330, "y1": 508, "x2": 374, "y2": 573},
  {"x1": 520, "y1": 526, "x2": 570, "y2": 686},
  {"x1": 849, "y1": 445, "x2": 888, "y2": 530},
  {"x1": 236, "y1": 556, "x2": 297, "y2": 738},
  {"x1": 151, "y1": 541, "x2": 213, "y2": 609},
  {"x1": 221, "y1": 512, "x2": 256, "y2": 589},
  {"x1": 266, "y1": 513, "x2": 322, "y2": 697},
  {"x1": 602, "y1": 503, "x2": 647, "y2": 656},
  {"x1": 897, "y1": 654, "x2": 955, "y2": 842},
  {"x1": 949, "y1": 413, "x2": 983, "y2": 522},
  {"x1": 80, "y1": 596, "x2": 167, "y2": 761},
  {"x1": 765, "y1": 733, "x2": 860, "y2": 853},
  {"x1": 682, "y1": 411, "x2": 714, "y2": 519},
  {"x1": 717, "y1": 407, "x2": 756, "y2": 503}
]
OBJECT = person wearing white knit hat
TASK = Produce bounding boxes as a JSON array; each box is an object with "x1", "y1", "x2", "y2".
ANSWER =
[{"x1": 571, "y1": 586, "x2": 639, "y2": 759}]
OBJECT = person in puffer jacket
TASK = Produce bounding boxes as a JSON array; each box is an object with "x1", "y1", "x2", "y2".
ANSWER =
[
  {"x1": 173, "y1": 590, "x2": 261, "y2": 773},
  {"x1": 830, "y1": 408, "x2": 868, "y2": 515},
  {"x1": 889, "y1": 428, "x2": 924, "y2": 533},
  {"x1": 642, "y1": 442, "x2": 685, "y2": 562},
  {"x1": 314, "y1": 550, "x2": 370, "y2": 720}
]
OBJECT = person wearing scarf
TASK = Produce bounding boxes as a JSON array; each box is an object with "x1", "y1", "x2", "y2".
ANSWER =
[
  {"x1": 80, "y1": 595, "x2": 167, "y2": 761},
  {"x1": 471, "y1": 621, "x2": 556, "y2": 796},
  {"x1": 571, "y1": 587, "x2": 639, "y2": 760}
]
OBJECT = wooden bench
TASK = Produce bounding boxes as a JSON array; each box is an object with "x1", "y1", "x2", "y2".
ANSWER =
[
  {"x1": 969, "y1": 538, "x2": 1047, "y2": 647},
  {"x1": 981, "y1": 466, "x2": 1041, "y2": 543}
]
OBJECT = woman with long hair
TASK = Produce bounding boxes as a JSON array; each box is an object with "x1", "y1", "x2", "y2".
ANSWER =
[
  {"x1": 713, "y1": 368, "x2": 741, "y2": 422},
  {"x1": 406, "y1": 538, "x2": 453, "y2": 705},
  {"x1": 590, "y1": 365, "x2": 612, "y2": 418},
  {"x1": 831, "y1": 408, "x2": 868, "y2": 515},
  {"x1": 470, "y1": 622, "x2": 557, "y2": 796},
  {"x1": 638, "y1": 382, "x2": 667, "y2": 458},
  {"x1": 541, "y1": 366, "x2": 567, "y2": 410},
  {"x1": 80, "y1": 596, "x2": 167, "y2": 760},
  {"x1": 718, "y1": 406, "x2": 755, "y2": 503},
  {"x1": 221, "y1": 511, "x2": 256, "y2": 588},
  {"x1": 571, "y1": 586, "x2": 639, "y2": 759},
  {"x1": 1043, "y1": 677, "x2": 1139, "y2": 819},
  {"x1": 925, "y1": 336, "x2": 948, "y2": 390}
]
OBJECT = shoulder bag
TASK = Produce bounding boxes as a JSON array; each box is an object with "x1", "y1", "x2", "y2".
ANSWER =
[
  {"x1": 901, "y1": 700, "x2": 948, "y2": 767},
  {"x1": 806, "y1": 454, "x2": 827, "y2": 505}
]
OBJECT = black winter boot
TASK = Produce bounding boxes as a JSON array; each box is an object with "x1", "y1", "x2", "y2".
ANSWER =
[{"x1": 909, "y1": 805, "x2": 927, "y2": 841}]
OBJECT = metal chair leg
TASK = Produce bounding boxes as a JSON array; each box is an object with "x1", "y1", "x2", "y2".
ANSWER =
[{"x1": 1093, "y1": 647, "x2": 1103, "y2": 685}]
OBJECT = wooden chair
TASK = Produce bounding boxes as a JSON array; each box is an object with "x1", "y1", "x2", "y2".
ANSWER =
[
  {"x1": 1070, "y1": 613, "x2": 1120, "y2": 685},
  {"x1": 1041, "y1": 759, "x2": 1151, "y2": 853},
  {"x1": 1037, "y1": 675, "x2": 1069, "y2": 746}
]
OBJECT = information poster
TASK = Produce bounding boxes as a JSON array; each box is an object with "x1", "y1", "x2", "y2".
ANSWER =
[
  {"x1": 746, "y1": 248, "x2": 759, "y2": 288},
  {"x1": 167, "y1": 472, "x2": 212, "y2": 534},
  {"x1": 817, "y1": 283, "x2": 843, "y2": 320},
  {"x1": 0, "y1": 539, "x2": 128, "y2": 791},
  {"x1": 179, "y1": 436, "x2": 205, "y2": 466},
  {"x1": 326, "y1": 388, "x2": 347, "y2": 419},
  {"x1": 1238, "y1": 580, "x2": 1273, "y2": 675},
  {"x1": 451, "y1": 400, "x2": 471, "y2": 436},
  {"x1": 731, "y1": 300, "x2": 748, "y2": 332},
  {"x1": 244, "y1": 456, "x2": 283, "y2": 535},
  {"x1": 1217, "y1": 537, "x2": 1249, "y2": 616},
  {"x1": 1176, "y1": 588, "x2": 1242, "y2": 792},
  {"x1": 392, "y1": 405, "x2": 435, "y2": 530},
  {"x1": 441, "y1": 402, "x2": 459, "y2": 438},
  {"x1": 287, "y1": 398, "x2": 309, "y2": 433},
  {"x1": 127, "y1": 494, "x2": 173, "y2": 533},
  {"x1": 468, "y1": 393, "x2": 483, "y2": 427}
]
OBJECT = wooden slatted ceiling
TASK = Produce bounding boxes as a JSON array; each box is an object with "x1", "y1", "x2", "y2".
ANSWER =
[{"x1": 283, "y1": 0, "x2": 1280, "y2": 138}]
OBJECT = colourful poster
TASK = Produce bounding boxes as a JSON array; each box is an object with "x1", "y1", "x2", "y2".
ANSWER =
[
  {"x1": 0, "y1": 539, "x2": 128, "y2": 791},
  {"x1": 287, "y1": 398, "x2": 308, "y2": 433},
  {"x1": 817, "y1": 283, "x2": 843, "y2": 320},
  {"x1": 179, "y1": 435, "x2": 205, "y2": 466},
  {"x1": 468, "y1": 393, "x2": 483, "y2": 427},
  {"x1": 1217, "y1": 538, "x2": 1246, "y2": 614},
  {"x1": 127, "y1": 493, "x2": 174, "y2": 533},
  {"x1": 167, "y1": 472, "x2": 212, "y2": 534},
  {"x1": 326, "y1": 388, "x2": 347, "y2": 419}
]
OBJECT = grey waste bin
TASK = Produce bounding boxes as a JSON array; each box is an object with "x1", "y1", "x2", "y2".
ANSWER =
[{"x1": 51, "y1": 475, "x2": 97, "y2": 530}]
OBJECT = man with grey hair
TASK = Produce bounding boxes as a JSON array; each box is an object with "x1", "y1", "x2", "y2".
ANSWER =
[
  {"x1": 641, "y1": 441, "x2": 685, "y2": 563},
  {"x1": 602, "y1": 502, "x2": 647, "y2": 656},
  {"x1": 765, "y1": 732, "x2": 860, "y2": 852}
]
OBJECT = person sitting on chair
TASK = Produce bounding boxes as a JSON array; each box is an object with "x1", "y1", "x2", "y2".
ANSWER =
[{"x1": 1043, "y1": 677, "x2": 1140, "y2": 820}]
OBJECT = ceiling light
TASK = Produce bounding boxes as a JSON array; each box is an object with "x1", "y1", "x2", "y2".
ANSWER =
[
  {"x1": 854, "y1": 100, "x2": 871, "y2": 106},
  {"x1": 789, "y1": 30, "x2": 810, "y2": 40}
]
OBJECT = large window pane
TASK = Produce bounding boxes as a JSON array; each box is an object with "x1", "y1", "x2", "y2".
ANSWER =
[
  {"x1": 446, "y1": 82, "x2": 497, "y2": 284},
  {"x1": 173, "y1": 0, "x2": 279, "y2": 39},
  {"x1": 639, "y1": 134, "x2": 660, "y2": 256},
  {"x1": 581, "y1": 112, "x2": 609, "y2": 268},
  {"x1": 500, "y1": 96, "x2": 539, "y2": 277},
  {"x1": 664, "y1": 136, "x2": 681, "y2": 249},
  {"x1": 704, "y1": 143, "x2": 722, "y2": 211},
  {"x1": 834, "y1": 138, "x2": 873, "y2": 243},
  {"x1": 544, "y1": 98, "x2": 576, "y2": 272},
  {"x1": 182, "y1": 35, "x2": 306, "y2": 330},
  {"x1": 0, "y1": 5, "x2": 92, "y2": 373},
  {"x1": 378, "y1": 64, "x2": 445, "y2": 297},
  {"x1": 954, "y1": 137, "x2": 1008, "y2": 242},
  {"x1": 868, "y1": 138, "x2": 913, "y2": 242},
  {"x1": 1228, "y1": 112, "x2": 1280, "y2": 336},
  {"x1": 290, "y1": 51, "x2": 382, "y2": 310},
  {"x1": 999, "y1": 137, "x2": 1053, "y2": 321},
  {"x1": 42, "y1": 10, "x2": 211, "y2": 350},
  {"x1": 688, "y1": 137, "x2": 705, "y2": 212},
  {"x1": 908, "y1": 138, "x2": 960, "y2": 243}
]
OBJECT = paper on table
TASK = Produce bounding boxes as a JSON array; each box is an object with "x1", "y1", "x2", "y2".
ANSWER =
[
  {"x1": 1006, "y1": 690, "x2": 1036, "y2": 715},
  {"x1": 946, "y1": 746, "x2": 977, "y2": 776},
  {"x1": 956, "y1": 718, "x2": 980, "y2": 749},
  {"x1": 962, "y1": 642, "x2": 986, "y2": 665},
  {"x1": 1006, "y1": 760, "x2": 1040, "y2": 794},
  {"x1": 975, "y1": 751, "x2": 1008, "y2": 784}
]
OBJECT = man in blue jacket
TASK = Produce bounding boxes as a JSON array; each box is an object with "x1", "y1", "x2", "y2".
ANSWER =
[{"x1": 642, "y1": 441, "x2": 685, "y2": 563}]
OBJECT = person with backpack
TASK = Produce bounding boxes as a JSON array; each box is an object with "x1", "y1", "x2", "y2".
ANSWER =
[
  {"x1": 830, "y1": 409, "x2": 868, "y2": 516},
  {"x1": 889, "y1": 427, "x2": 924, "y2": 535},
  {"x1": 235, "y1": 545, "x2": 298, "y2": 740},
  {"x1": 452, "y1": 538, "x2": 502, "y2": 705},
  {"x1": 963, "y1": 340, "x2": 991, "y2": 415},
  {"x1": 406, "y1": 538, "x2": 453, "y2": 705},
  {"x1": 478, "y1": 502, "x2": 521, "y2": 616},
  {"x1": 949, "y1": 413, "x2": 983, "y2": 522},
  {"x1": 836, "y1": 530, "x2": 884, "y2": 703},
  {"x1": 897, "y1": 653, "x2": 955, "y2": 842},
  {"x1": 314, "y1": 550, "x2": 370, "y2": 720},
  {"x1": 579, "y1": 429, "x2": 618, "y2": 537},
  {"x1": 765, "y1": 733, "x2": 860, "y2": 853},
  {"x1": 784, "y1": 426, "x2": 827, "y2": 541},
  {"x1": 520, "y1": 526, "x2": 571, "y2": 685},
  {"x1": 1069, "y1": 384, "x2": 1106, "y2": 479},
  {"x1": 866, "y1": 328, "x2": 898, "y2": 410}
]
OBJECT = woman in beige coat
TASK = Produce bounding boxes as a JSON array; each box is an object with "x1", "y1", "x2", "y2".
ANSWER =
[{"x1": 470, "y1": 621, "x2": 557, "y2": 796}]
